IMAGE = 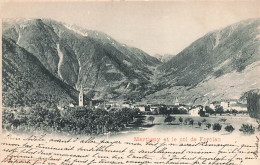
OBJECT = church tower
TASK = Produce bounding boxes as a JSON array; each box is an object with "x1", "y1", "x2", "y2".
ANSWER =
[
  {"x1": 174, "y1": 97, "x2": 179, "y2": 106},
  {"x1": 79, "y1": 85, "x2": 84, "y2": 107}
]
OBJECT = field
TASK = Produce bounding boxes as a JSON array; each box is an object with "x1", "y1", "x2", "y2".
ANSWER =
[{"x1": 112, "y1": 114, "x2": 259, "y2": 139}]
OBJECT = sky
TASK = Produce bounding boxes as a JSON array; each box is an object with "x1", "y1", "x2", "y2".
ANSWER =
[{"x1": 1, "y1": 1, "x2": 260, "y2": 56}]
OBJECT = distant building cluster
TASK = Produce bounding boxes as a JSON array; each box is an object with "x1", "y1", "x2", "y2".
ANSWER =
[
  {"x1": 211, "y1": 99, "x2": 247, "y2": 111},
  {"x1": 58, "y1": 91, "x2": 248, "y2": 118}
]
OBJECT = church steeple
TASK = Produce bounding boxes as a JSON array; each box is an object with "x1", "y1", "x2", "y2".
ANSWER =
[
  {"x1": 79, "y1": 85, "x2": 84, "y2": 107},
  {"x1": 174, "y1": 97, "x2": 179, "y2": 106}
]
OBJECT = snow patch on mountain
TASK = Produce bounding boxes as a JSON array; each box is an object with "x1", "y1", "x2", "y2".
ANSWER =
[
  {"x1": 107, "y1": 68, "x2": 119, "y2": 73},
  {"x1": 56, "y1": 44, "x2": 64, "y2": 79},
  {"x1": 64, "y1": 24, "x2": 88, "y2": 37},
  {"x1": 213, "y1": 31, "x2": 221, "y2": 49},
  {"x1": 126, "y1": 82, "x2": 131, "y2": 89},
  {"x1": 17, "y1": 31, "x2": 21, "y2": 44},
  {"x1": 214, "y1": 59, "x2": 231, "y2": 71},
  {"x1": 134, "y1": 70, "x2": 142, "y2": 73},
  {"x1": 123, "y1": 60, "x2": 133, "y2": 66},
  {"x1": 20, "y1": 24, "x2": 27, "y2": 29},
  {"x1": 78, "y1": 60, "x2": 81, "y2": 73}
]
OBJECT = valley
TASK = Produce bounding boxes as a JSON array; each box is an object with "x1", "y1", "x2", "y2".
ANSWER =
[{"x1": 2, "y1": 18, "x2": 260, "y2": 107}]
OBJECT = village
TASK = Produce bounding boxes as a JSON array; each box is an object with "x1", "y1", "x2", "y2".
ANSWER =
[
  {"x1": 3, "y1": 82, "x2": 258, "y2": 140},
  {"x1": 104, "y1": 98, "x2": 248, "y2": 117},
  {"x1": 4, "y1": 83, "x2": 257, "y2": 138},
  {"x1": 63, "y1": 87, "x2": 248, "y2": 118}
]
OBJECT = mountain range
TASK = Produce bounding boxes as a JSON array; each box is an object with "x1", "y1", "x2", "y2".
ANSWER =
[
  {"x1": 2, "y1": 18, "x2": 260, "y2": 107},
  {"x1": 146, "y1": 18, "x2": 260, "y2": 105}
]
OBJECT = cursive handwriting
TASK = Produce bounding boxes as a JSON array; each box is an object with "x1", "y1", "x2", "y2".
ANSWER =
[{"x1": 1, "y1": 134, "x2": 259, "y2": 165}]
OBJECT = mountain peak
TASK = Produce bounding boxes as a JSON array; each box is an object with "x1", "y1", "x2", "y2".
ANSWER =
[{"x1": 3, "y1": 18, "x2": 160, "y2": 101}]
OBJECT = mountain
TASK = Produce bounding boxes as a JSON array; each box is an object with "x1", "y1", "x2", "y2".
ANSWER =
[
  {"x1": 3, "y1": 18, "x2": 260, "y2": 106},
  {"x1": 145, "y1": 19, "x2": 260, "y2": 105},
  {"x1": 154, "y1": 54, "x2": 175, "y2": 62},
  {"x1": 3, "y1": 18, "x2": 161, "y2": 101},
  {"x1": 2, "y1": 37, "x2": 79, "y2": 107}
]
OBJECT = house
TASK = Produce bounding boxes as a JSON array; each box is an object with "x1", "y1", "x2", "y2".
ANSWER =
[
  {"x1": 189, "y1": 107, "x2": 200, "y2": 116},
  {"x1": 209, "y1": 103, "x2": 215, "y2": 110},
  {"x1": 122, "y1": 103, "x2": 131, "y2": 108},
  {"x1": 212, "y1": 99, "x2": 239, "y2": 111},
  {"x1": 220, "y1": 99, "x2": 238, "y2": 110},
  {"x1": 135, "y1": 106, "x2": 146, "y2": 112},
  {"x1": 178, "y1": 106, "x2": 188, "y2": 111},
  {"x1": 220, "y1": 102, "x2": 229, "y2": 110},
  {"x1": 230, "y1": 103, "x2": 247, "y2": 111},
  {"x1": 106, "y1": 101, "x2": 118, "y2": 108},
  {"x1": 94, "y1": 102, "x2": 107, "y2": 109},
  {"x1": 150, "y1": 106, "x2": 158, "y2": 111}
]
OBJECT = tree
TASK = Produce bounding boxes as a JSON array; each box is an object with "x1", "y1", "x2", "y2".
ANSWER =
[
  {"x1": 247, "y1": 91, "x2": 260, "y2": 119},
  {"x1": 205, "y1": 106, "x2": 214, "y2": 115},
  {"x1": 215, "y1": 105, "x2": 224, "y2": 115},
  {"x1": 189, "y1": 119, "x2": 194, "y2": 127},
  {"x1": 159, "y1": 106, "x2": 167, "y2": 115},
  {"x1": 147, "y1": 116, "x2": 155, "y2": 124},
  {"x1": 145, "y1": 105, "x2": 151, "y2": 112},
  {"x1": 12, "y1": 119, "x2": 20, "y2": 128},
  {"x1": 184, "y1": 118, "x2": 193, "y2": 125},
  {"x1": 199, "y1": 109, "x2": 205, "y2": 117},
  {"x1": 171, "y1": 107, "x2": 179, "y2": 114},
  {"x1": 206, "y1": 123, "x2": 211, "y2": 129},
  {"x1": 231, "y1": 109, "x2": 238, "y2": 115},
  {"x1": 164, "y1": 115, "x2": 174, "y2": 124},
  {"x1": 198, "y1": 122, "x2": 202, "y2": 128},
  {"x1": 179, "y1": 117, "x2": 183, "y2": 124},
  {"x1": 2, "y1": 105, "x2": 145, "y2": 135},
  {"x1": 225, "y1": 125, "x2": 235, "y2": 132},
  {"x1": 202, "y1": 119, "x2": 207, "y2": 123},
  {"x1": 172, "y1": 116, "x2": 176, "y2": 123},
  {"x1": 213, "y1": 123, "x2": 222, "y2": 131},
  {"x1": 239, "y1": 124, "x2": 255, "y2": 134},
  {"x1": 2, "y1": 110, "x2": 14, "y2": 124}
]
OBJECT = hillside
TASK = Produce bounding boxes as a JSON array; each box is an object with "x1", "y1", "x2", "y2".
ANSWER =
[
  {"x1": 2, "y1": 37, "x2": 79, "y2": 107},
  {"x1": 146, "y1": 19, "x2": 260, "y2": 105},
  {"x1": 3, "y1": 18, "x2": 161, "y2": 101}
]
